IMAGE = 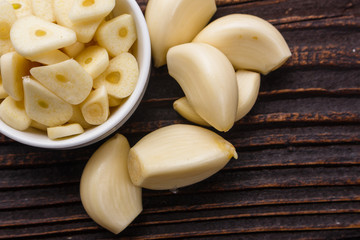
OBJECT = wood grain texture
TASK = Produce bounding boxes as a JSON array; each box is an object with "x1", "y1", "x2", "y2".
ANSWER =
[{"x1": 0, "y1": 0, "x2": 359, "y2": 239}]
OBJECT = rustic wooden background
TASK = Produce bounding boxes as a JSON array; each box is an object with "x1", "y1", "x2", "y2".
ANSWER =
[{"x1": 1, "y1": 0, "x2": 360, "y2": 239}]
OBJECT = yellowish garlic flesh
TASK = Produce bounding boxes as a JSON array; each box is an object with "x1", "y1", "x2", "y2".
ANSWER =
[{"x1": 128, "y1": 124, "x2": 238, "y2": 190}]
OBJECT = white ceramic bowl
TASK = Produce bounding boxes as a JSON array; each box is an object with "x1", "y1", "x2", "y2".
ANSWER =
[{"x1": 0, "y1": 0, "x2": 151, "y2": 149}]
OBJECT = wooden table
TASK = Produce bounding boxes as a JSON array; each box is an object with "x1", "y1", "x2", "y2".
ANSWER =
[{"x1": 1, "y1": 0, "x2": 360, "y2": 239}]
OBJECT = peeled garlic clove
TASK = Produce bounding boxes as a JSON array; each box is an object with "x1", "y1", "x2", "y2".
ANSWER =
[
  {"x1": 193, "y1": 14, "x2": 291, "y2": 75},
  {"x1": 235, "y1": 70, "x2": 261, "y2": 121},
  {"x1": 173, "y1": 97, "x2": 210, "y2": 127},
  {"x1": 128, "y1": 124, "x2": 238, "y2": 190},
  {"x1": 167, "y1": 42, "x2": 238, "y2": 132},
  {"x1": 145, "y1": 0, "x2": 216, "y2": 67},
  {"x1": 80, "y1": 134, "x2": 142, "y2": 234},
  {"x1": 173, "y1": 70, "x2": 261, "y2": 125}
]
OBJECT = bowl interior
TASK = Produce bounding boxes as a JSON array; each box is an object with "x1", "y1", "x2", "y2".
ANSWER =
[{"x1": 0, "y1": 0, "x2": 151, "y2": 149}]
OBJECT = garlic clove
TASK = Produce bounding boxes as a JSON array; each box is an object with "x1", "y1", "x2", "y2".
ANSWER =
[
  {"x1": 128, "y1": 124, "x2": 238, "y2": 190},
  {"x1": 167, "y1": 42, "x2": 238, "y2": 132},
  {"x1": 80, "y1": 134, "x2": 142, "y2": 234},
  {"x1": 193, "y1": 14, "x2": 291, "y2": 75},
  {"x1": 173, "y1": 70, "x2": 261, "y2": 125},
  {"x1": 145, "y1": 0, "x2": 216, "y2": 67}
]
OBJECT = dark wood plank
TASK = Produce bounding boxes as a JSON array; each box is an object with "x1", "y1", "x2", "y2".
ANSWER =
[{"x1": 0, "y1": 0, "x2": 359, "y2": 239}]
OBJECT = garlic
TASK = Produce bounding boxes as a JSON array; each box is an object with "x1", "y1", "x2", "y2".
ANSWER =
[
  {"x1": 80, "y1": 134, "x2": 142, "y2": 234},
  {"x1": 193, "y1": 14, "x2": 291, "y2": 75},
  {"x1": 80, "y1": 86, "x2": 109, "y2": 125},
  {"x1": 173, "y1": 97, "x2": 211, "y2": 127},
  {"x1": 10, "y1": 15, "x2": 76, "y2": 57},
  {"x1": 30, "y1": 59, "x2": 93, "y2": 105},
  {"x1": 23, "y1": 76, "x2": 73, "y2": 127},
  {"x1": 167, "y1": 42, "x2": 238, "y2": 132},
  {"x1": 234, "y1": 70, "x2": 261, "y2": 121},
  {"x1": 26, "y1": 50, "x2": 70, "y2": 65},
  {"x1": 173, "y1": 70, "x2": 261, "y2": 125},
  {"x1": 128, "y1": 124, "x2": 238, "y2": 190},
  {"x1": 47, "y1": 123, "x2": 84, "y2": 140},
  {"x1": 0, "y1": 96, "x2": 31, "y2": 131},
  {"x1": 145, "y1": 0, "x2": 216, "y2": 67},
  {"x1": 1, "y1": 51, "x2": 31, "y2": 101}
]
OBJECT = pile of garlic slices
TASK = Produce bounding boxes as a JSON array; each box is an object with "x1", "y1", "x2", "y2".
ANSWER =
[
  {"x1": 79, "y1": 0, "x2": 292, "y2": 236},
  {"x1": 0, "y1": 0, "x2": 139, "y2": 140}
]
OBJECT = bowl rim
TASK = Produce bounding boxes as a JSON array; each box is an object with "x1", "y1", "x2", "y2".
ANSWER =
[{"x1": 0, "y1": 0, "x2": 151, "y2": 149}]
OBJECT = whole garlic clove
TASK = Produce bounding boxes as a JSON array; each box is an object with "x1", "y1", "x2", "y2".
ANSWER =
[
  {"x1": 173, "y1": 97, "x2": 211, "y2": 127},
  {"x1": 173, "y1": 70, "x2": 261, "y2": 126},
  {"x1": 234, "y1": 70, "x2": 261, "y2": 121},
  {"x1": 128, "y1": 124, "x2": 238, "y2": 190},
  {"x1": 145, "y1": 0, "x2": 216, "y2": 67},
  {"x1": 80, "y1": 134, "x2": 142, "y2": 234},
  {"x1": 193, "y1": 14, "x2": 292, "y2": 75},
  {"x1": 167, "y1": 42, "x2": 238, "y2": 132}
]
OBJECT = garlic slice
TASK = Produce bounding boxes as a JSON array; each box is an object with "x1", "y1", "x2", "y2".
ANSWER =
[{"x1": 128, "y1": 124, "x2": 238, "y2": 190}]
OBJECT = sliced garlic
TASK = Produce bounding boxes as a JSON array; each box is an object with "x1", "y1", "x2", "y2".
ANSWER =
[
  {"x1": 193, "y1": 14, "x2": 291, "y2": 75},
  {"x1": 75, "y1": 45, "x2": 109, "y2": 79},
  {"x1": 31, "y1": 0, "x2": 55, "y2": 22},
  {"x1": 1, "y1": 51, "x2": 31, "y2": 101},
  {"x1": 62, "y1": 42, "x2": 85, "y2": 58},
  {"x1": 167, "y1": 42, "x2": 238, "y2": 132},
  {"x1": 80, "y1": 134, "x2": 142, "y2": 234},
  {"x1": 0, "y1": 96, "x2": 31, "y2": 131},
  {"x1": 128, "y1": 124, "x2": 238, "y2": 190},
  {"x1": 81, "y1": 86, "x2": 109, "y2": 125},
  {"x1": 145, "y1": 0, "x2": 216, "y2": 67},
  {"x1": 68, "y1": 104, "x2": 94, "y2": 129},
  {"x1": 0, "y1": 0, "x2": 17, "y2": 56},
  {"x1": 10, "y1": 15, "x2": 76, "y2": 57},
  {"x1": 23, "y1": 76, "x2": 73, "y2": 127},
  {"x1": 53, "y1": 0, "x2": 103, "y2": 43},
  {"x1": 95, "y1": 14, "x2": 137, "y2": 57},
  {"x1": 47, "y1": 123, "x2": 84, "y2": 140},
  {"x1": 30, "y1": 59, "x2": 93, "y2": 105},
  {"x1": 0, "y1": 75, "x2": 8, "y2": 99},
  {"x1": 93, "y1": 52, "x2": 139, "y2": 99},
  {"x1": 8, "y1": 0, "x2": 32, "y2": 19},
  {"x1": 26, "y1": 49, "x2": 70, "y2": 65},
  {"x1": 68, "y1": 0, "x2": 115, "y2": 24}
]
